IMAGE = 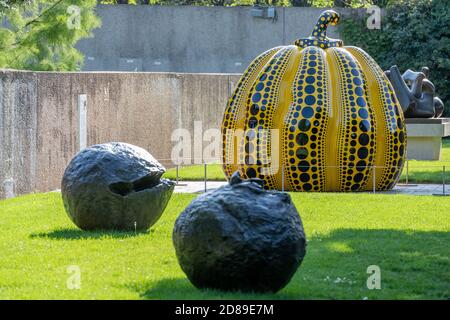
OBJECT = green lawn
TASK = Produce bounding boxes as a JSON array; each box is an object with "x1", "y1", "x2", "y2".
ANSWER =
[
  {"x1": 0, "y1": 192, "x2": 448, "y2": 299},
  {"x1": 164, "y1": 162, "x2": 225, "y2": 181},
  {"x1": 164, "y1": 139, "x2": 450, "y2": 183},
  {"x1": 399, "y1": 139, "x2": 450, "y2": 183}
]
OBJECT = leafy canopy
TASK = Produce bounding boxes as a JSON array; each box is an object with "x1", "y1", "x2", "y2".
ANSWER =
[
  {"x1": 0, "y1": 0, "x2": 101, "y2": 71},
  {"x1": 339, "y1": 0, "x2": 450, "y2": 116},
  {"x1": 99, "y1": 0, "x2": 387, "y2": 8}
]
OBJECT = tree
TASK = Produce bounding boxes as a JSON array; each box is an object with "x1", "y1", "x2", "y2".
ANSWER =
[
  {"x1": 0, "y1": 0, "x2": 31, "y2": 11},
  {"x1": 340, "y1": 0, "x2": 450, "y2": 115},
  {"x1": 0, "y1": 0, "x2": 101, "y2": 71},
  {"x1": 97, "y1": 0, "x2": 392, "y2": 7},
  {"x1": 291, "y1": 0, "x2": 311, "y2": 6}
]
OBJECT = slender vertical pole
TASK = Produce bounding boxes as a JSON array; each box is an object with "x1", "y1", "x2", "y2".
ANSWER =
[
  {"x1": 406, "y1": 160, "x2": 409, "y2": 185},
  {"x1": 372, "y1": 166, "x2": 376, "y2": 193},
  {"x1": 204, "y1": 162, "x2": 207, "y2": 193},
  {"x1": 443, "y1": 165, "x2": 446, "y2": 195},
  {"x1": 78, "y1": 94, "x2": 87, "y2": 151},
  {"x1": 176, "y1": 164, "x2": 179, "y2": 185}
]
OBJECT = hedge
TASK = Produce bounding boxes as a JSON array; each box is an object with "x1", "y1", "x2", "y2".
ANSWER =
[{"x1": 339, "y1": 0, "x2": 450, "y2": 116}]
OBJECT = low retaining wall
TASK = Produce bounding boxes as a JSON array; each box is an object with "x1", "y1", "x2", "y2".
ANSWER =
[{"x1": 0, "y1": 69, "x2": 239, "y2": 199}]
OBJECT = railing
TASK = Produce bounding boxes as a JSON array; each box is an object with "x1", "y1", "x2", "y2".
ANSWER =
[{"x1": 157, "y1": 158, "x2": 450, "y2": 196}]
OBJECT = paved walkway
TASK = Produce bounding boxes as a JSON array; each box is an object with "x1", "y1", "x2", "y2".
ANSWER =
[{"x1": 174, "y1": 181, "x2": 450, "y2": 196}]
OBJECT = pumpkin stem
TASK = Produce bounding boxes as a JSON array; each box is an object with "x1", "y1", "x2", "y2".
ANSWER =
[
  {"x1": 294, "y1": 10, "x2": 343, "y2": 49},
  {"x1": 312, "y1": 10, "x2": 340, "y2": 39}
]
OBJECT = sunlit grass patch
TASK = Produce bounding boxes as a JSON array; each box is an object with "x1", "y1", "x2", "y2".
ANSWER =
[{"x1": 0, "y1": 191, "x2": 448, "y2": 299}]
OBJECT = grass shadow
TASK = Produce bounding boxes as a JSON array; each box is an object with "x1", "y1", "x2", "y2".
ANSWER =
[
  {"x1": 297, "y1": 228, "x2": 449, "y2": 299},
  {"x1": 400, "y1": 169, "x2": 449, "y2": 184},
  {"x1": 30, "y1": 228, "x2": 150, "y2": 240},
  {"x1": 130, "y1": 229, "x2": 449, "y2": 300},
  {"x1": 128, "y1": 278, "x2": 300, "y2": 300}
]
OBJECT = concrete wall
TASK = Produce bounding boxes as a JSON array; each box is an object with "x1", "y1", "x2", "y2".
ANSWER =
[
  {"x1": 0, "y1": 71, "x2": 38, "y2": 199},
  {"x1": 0, "y1": 69, "x2": 240, "y2": 199},
  {"x1": 77, "y1": 5, "x2": 363, "y2": 73}
]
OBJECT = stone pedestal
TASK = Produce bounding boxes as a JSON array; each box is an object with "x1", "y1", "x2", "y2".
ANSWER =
[{"x1": 405, "y1": 118, "x2": 450, "y2": 160}]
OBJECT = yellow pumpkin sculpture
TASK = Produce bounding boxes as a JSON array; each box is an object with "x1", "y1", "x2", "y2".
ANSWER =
[{"x1": 221, "y1": 10, "x2": 406, "y2": 192}]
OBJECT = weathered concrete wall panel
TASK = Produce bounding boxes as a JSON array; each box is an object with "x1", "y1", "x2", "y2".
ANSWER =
[
  {"x1": 35, "y1": 73, "x2": 80, "y2": 193},
  {"x1": 0, "y1": 70, "x2": 236, "y2": 198},
  {"x1": 0, "y1": 71, "x2": 38, "y2": 198},
  {"x1": 77, "y1": 5, "x2": 362, "y2": 73}
]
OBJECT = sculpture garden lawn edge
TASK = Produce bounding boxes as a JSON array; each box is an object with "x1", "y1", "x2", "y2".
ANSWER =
[{"x1": 221, "y1": 10, "x2": 407, "y2": 192}]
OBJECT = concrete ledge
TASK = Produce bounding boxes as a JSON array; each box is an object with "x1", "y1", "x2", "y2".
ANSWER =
[{"x1": 405, "y1": 118, "x2": 450, "y2": 160}]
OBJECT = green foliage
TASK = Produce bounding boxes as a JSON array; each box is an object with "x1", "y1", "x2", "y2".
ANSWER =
[
  {"x1": 339, "y1": 0, "x2": 450, "y2": 116},
  {"x1": 0, "y1": 0, "x2": 101, "y2": 71},
  {"x1": 0, "y1": 0, "x2": 26, "y2": 12},
  {"x1": 0, "y1": 0, "x2": 31, "y2": 11},
  {"x1": 98, "y1": 0, "x2": 383, "y2": 7}
]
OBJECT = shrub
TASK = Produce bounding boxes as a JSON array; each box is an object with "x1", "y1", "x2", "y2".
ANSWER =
[{"x1": 339, "y1": 0, "x2": 450, "y2": 116}]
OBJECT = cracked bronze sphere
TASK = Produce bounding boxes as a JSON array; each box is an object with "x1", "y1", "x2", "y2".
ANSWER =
[{"x1": 62, "y1": 142, "x2": 174, "y2": 231}]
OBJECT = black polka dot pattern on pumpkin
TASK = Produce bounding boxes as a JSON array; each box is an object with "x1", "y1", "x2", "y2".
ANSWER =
[
  {"x1": 294, "y1": 10, "x2": 343, "y2": 49},
  {"x1": 348, "y1": 47, "x2": 407, "y2": 190},
  {"x1": 240, "y1": 46, "x2": 295, "y2": 189},
  {"x1": 221, "y1": 10, "x2": 406, "y2": 192},
  {"x1": 283, "y1": 47, "x2": 329, "y2": 192},
  {"x1": 222, "y1": 46, "x2": 282, "y2": 178},
  {"x1": 331, "y1": 48, "x2": 376, "y2": 191}
]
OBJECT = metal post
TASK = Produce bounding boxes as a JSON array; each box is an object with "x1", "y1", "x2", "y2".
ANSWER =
[
  {"x1": 372, "y1": 166, "x2": 376, "y2": 193},
  {"x1": 443, "y1": 165, "x2": 446, "y2": 195},
  {"x1": 78, "y1": 94, "x2": 87, "y2": 151},
  {"x1": 176, "y1": 164, "x2": 179, "y2": 185},
  {"x1": 204, "y1": 162, "x2": 207, "y2": 193},
  {"x1": 433, "y1": 165, "x2": 448, "y2": 196},
  {"x1": 281, "y1": 165, "x2": 285, "y2": 192},
  {"x1": 406, "y1": 160, "x2": 409, "y2": 185}
]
